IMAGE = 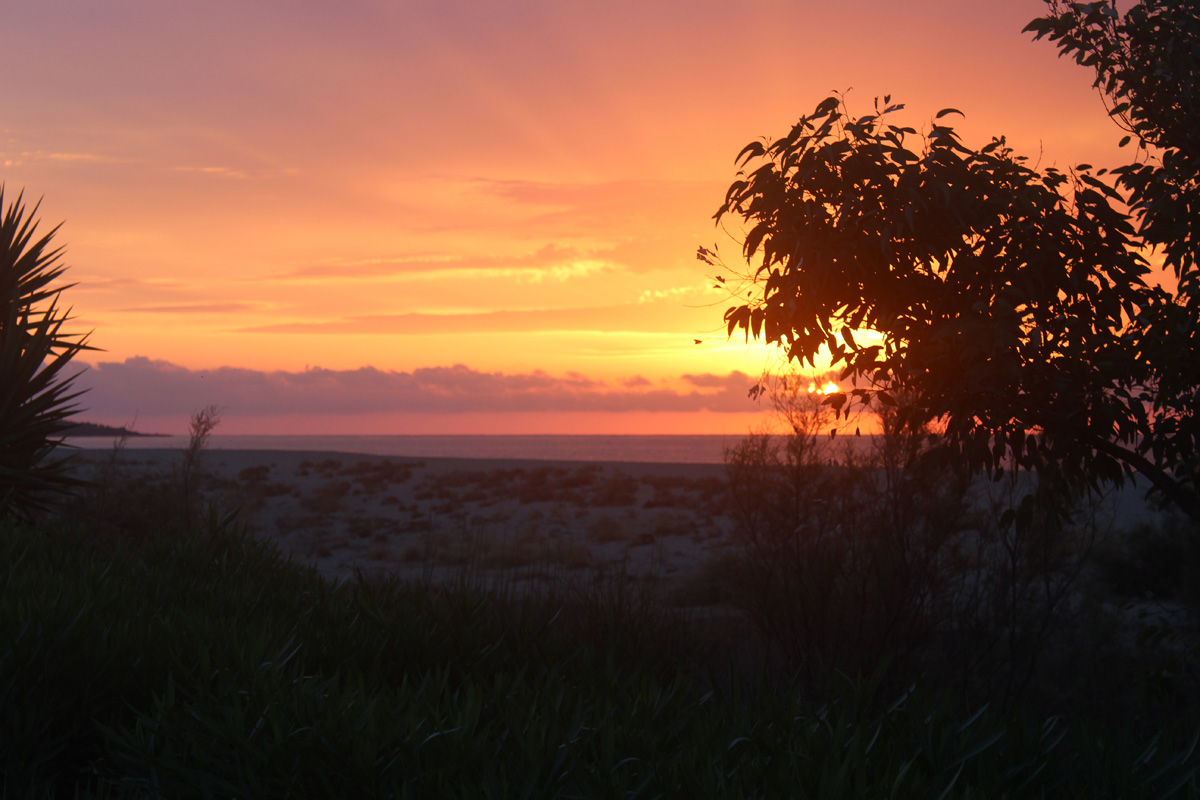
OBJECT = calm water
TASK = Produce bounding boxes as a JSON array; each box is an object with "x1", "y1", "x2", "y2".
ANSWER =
[{"x1": 63, "y1": 434, "x2": 759, "y2": 464}]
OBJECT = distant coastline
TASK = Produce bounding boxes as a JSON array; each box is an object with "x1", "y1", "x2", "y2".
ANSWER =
[
  {"x1": 61, "y1": 433, "x2": 739, "y2": 463},
  {"x1": 57, "y1": 432, "x2": 880, "y2": 464},
  {"x1": 64, "y1": 422, "x2": 168, "y2": 438}
]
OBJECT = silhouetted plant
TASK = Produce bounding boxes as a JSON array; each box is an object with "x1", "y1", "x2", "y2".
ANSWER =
[
  {"x1": 721, "y1": 374, "x2": 1104, "y2": 707},
  {"x1": 723, "y1": 378, "x2": 939, "y2": 685},
  {"x1": 704, "y1": 75, "x2": 1198, "y2": 521},
  {"x1": 181, "y1": 404, "x2": 221, "y2": 526},
  {"x1": 0, "y1": 188, "x2": 94, "y2": 520},
  {"x1": 62, "y1": 405, "x2": 229, "y2": 545},
  {"x1": 9, "y1": 516, "x2": 1197, "y2": 798},
  {"x1": 1027, "y1": 0, "x2": 1200, "y2": 525}
]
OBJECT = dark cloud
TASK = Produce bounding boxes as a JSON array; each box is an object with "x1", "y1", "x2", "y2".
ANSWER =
[{"x1": 73, "y1": 358, "x2": 762, "y2": 418}]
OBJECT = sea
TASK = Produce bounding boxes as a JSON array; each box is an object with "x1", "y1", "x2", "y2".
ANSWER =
[{"x1": 62, "y1": 434, "x2": 762, "y2": 465}]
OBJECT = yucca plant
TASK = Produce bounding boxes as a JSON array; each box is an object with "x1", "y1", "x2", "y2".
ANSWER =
[{"x1": 0, "y1": 187, "x2": 95, "y2": 519}]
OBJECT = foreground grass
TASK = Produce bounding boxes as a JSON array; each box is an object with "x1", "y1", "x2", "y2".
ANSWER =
[{"x1": 1, "y1": 517, "x2": 1197, "y2": 799}]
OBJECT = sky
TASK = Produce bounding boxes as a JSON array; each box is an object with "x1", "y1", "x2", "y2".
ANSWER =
[{"x1": 1, "y1": 0, "x2": 1131, "y2": 435}]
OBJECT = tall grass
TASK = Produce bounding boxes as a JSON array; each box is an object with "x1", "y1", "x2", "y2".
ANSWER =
[
  {"x1": 721, "y1": 375, "x2": 1200, "y2": 723},
  {"x1": 4, "y1": 396, "x2": 1198, "y2": 796},
  {"x1": 3, "y1": 515, "x2": 1198, "y2": 798},
  {"x1": 60, "y1": 407, "x2": 228, "y2": 543}
]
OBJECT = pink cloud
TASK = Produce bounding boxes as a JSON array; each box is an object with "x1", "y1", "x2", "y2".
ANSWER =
[
  {"x1": 73, "y1": 357, "x2": 762, "y2": 420},
  {"x1": 682, "y1": 372, "x2": 751, "y2": 389}
]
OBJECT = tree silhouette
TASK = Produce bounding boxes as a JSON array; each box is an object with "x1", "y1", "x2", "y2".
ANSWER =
[
  {"x1": 1026, "y1": 0, "x2": 1200, "y2": 519},
  {"x1": 706, "y1": 1, "x2": 1200, "y2": 523}
]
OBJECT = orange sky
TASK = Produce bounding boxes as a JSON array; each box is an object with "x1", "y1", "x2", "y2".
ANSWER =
[{"x1": 0, "y1": 0, "x2": 1132, "y2": 434}]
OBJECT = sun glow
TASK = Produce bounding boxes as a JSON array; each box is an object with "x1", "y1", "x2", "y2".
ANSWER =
[{"x1": 2, "y1": 0, "x2": 1129, "y2": 436}]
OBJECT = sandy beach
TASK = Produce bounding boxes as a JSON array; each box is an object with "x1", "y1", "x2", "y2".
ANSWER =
[
  {"x1": 61, "y1": 443, "x2": 1186, "y2": 636},
  {"x1": 67, "y1": 447, "x2": 740, "y2": 607}
]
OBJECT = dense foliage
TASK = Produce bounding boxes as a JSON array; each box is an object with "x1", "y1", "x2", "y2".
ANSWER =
[
  {"x1": 3, "y1": 516, "x2": 1197, "y2": 798},
  {"x1": 706, "y1": 0, "x2": 1200, "y2": 522},
  {"x1": 0, "y1": 188, "x2": 92, "y2": 518},
  {"x1": 1027, "y1": 0, "x2": 1200, "y2": 517}
]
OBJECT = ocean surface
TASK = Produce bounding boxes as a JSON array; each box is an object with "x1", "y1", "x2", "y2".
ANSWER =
[{"x1": 63, "y1": 434, "x2": 762, "y2": 464}]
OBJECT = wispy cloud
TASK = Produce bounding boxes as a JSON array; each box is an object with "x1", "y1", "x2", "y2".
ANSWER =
[
  {"x1": 70, "y1": 276, "x2": 185, "y2": 293},
  {"x1": 235, "y1": 302, "x2": 698, "y2": 335},
  {"x1": 264, "y1": 243, "x2": 615, "y2": 283},
  {"x1": 171, "y1": 165, "x2": 252, "y2": 179},
  {"x1": 115, "y1": 302, "x2": 260, "y2": 314},
  {"x1": 474, "y1": 178, "x2": 710, "y2": 211},
  {"x1": 48, "y1": 152, "x2": 120, "y2": 163},
  {"x1": 1, "y1": 149, "x2": 129, "y2": 167},
  {"x1": 638, "y1": 284, "x2": 722, "y2": 304}
]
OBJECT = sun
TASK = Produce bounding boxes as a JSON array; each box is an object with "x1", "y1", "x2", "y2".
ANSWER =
[{"x1": 807, "y1": 380, "x2": 839, "y2": 395}]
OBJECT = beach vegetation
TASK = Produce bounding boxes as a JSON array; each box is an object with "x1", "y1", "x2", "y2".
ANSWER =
[
  {"x1": 0, "y1": 188, "x2": 94, "y2": 520},
  {"x1": 64, "y1": 406, "x2": 229, "y2": 543},
  {"x1": 704, "y1": 0, "x2": 1200, "y2": 523},
  {"x1": 0, "y1": 416, "x2": 1194, "y2": 795},
  {"x1": 180, "y1": 404, "x2": 221, "y2": 525},
  {"x1": 5, "y1": 508, "x2": 1199, "y2": 798},
  {"x1": 1094, "y1": 511, "x2": 1200, "y2": 604},
  {"x1": 720, "y1": 374, "x2": 1110, "y2": 710}
]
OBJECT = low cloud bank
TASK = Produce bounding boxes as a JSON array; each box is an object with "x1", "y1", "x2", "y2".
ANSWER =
[{"x1": 73, "y1": 357, "x2": 765, "y2": 419}]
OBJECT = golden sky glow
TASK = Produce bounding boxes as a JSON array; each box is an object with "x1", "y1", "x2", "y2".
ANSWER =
[{"x1": 0, "y1": 0, "x2": 1131, "y2": 433}]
